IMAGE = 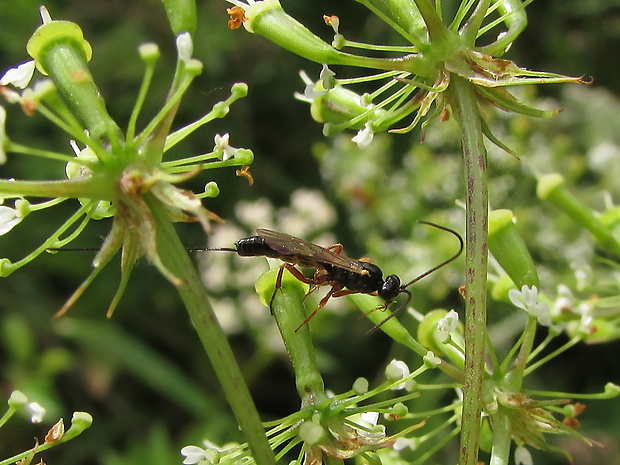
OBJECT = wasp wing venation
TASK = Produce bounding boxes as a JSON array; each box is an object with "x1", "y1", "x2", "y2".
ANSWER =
[{"x1": 256, "y1": 228, "x2": 369, "y2": 275}]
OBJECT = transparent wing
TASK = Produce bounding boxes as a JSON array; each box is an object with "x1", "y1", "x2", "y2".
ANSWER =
[{"x1": 256, "y1": 228, "x2": 368, "y2": 275}]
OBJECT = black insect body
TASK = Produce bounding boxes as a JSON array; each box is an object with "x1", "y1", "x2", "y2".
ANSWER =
[{"x1": 211, "y1": 223, "x2": 463, "y2": 331}]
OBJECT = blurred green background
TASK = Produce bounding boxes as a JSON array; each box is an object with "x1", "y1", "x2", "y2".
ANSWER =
[{"x1": 1, "y1": 1, "x2": 620, "y2": 464}]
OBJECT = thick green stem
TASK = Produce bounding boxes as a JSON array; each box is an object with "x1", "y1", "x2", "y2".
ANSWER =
[
  {"x1": 447, "y1": 75, "x2": 488, "y2": 465},
  {"x1": 147, "y1": 197, "x2": 276, "y2": 465},
  {"x1": 488, "y1": 407, "x2": 512, "y2": 465},
  {"x1": 0, "y1": 175, "x2": 113, "y2": 200},
  {"x1": 259, "y1": 269, "x2": 327, "y2": 406}
]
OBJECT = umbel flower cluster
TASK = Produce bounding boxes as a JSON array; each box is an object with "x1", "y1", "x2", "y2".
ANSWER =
[
  {"x1": 226, "y1": 0, "x2": 586, "y2": 150},
  {"x1": 0, "y1": 7, "x2": 253, "y2": 315}
]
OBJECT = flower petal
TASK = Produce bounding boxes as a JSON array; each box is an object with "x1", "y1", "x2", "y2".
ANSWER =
[
  {"x1": 1, "y1": 60, "x2": 36, "y2": 89},
  {"x1": 0, "y1": 205, "x2": 22, "y2": 235}
]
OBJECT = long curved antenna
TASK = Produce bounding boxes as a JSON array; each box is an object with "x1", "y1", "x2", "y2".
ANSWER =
[
  {"x1": 47, "y1": 246, "x2": 240, "y2": 252},
  {"x1": 366, "y1": 289, "x2": 413, "y2": 335},
  {"x1": 366, "y1": 221, "x2": 463, "y2": 334},
  {"x1": 400, "y1": 221, "x2": 464, "y2": 289},
  {"x1": 189, "y1": 247, "x2": 237, "y2": 252}
]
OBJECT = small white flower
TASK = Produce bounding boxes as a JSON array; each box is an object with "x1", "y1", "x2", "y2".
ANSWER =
[
  {"x1": 297, "y1": 70, "x2": 327, "y2": 100},
  {"x1": 552, "y1": 284, "x2": 575, "y2": 316},
  {"x1": 514, "y1": 444, "x2": 533, "y2": 465},
  {"x1": 360, "y1": 411, "x2": 379, "y2": 427},
  {"x1": 508, "y1": 285, "x2": 552, "y2": 327},
  {"x1": 0, "y1": 203, "x2": 24, "y2": 235},
  {"x1": 318, "y1": 65, "x2": 335, "y2": 90},
  {"x1": 180, "y1": 439, "x2": 229, "y2": 465},
  {"x1": 1, "y1": 60, "x2": 36, "y2": 89},
  {"x1": 423, "y1": 350, "x2": 442, "y2": 368},
  {"x1": 577, "y1": 302, "x2": 594, "y2": 334},
  {"x1": 181, "y1": 445, "x2": 210, "y2": 465},
  {"x1": 213, "y1": 133, "x2": 238, "y2": 161},
  {"x1": 0, "y1": 106, "x2": 7, "y2": 164},
  {"x1": 176, "y1": 32, "x2": 194, "y2": 64},
  {"x1": 352, "y1": 123, "x2": 374, "y2": 148},
  {"x1": 393, "y1": 436, "x2": 414, "y2": 451},
  {"x1": 436, "y1": 309, "x2": 459, "y2": 342},
  {"x1": 385, "y1": 359, "x2": 410, "y2": 389},
  {"x1": 26, "y1": 402, "x2": 45, "y2": 423},
  {"x1": 180, "y1": 445, "x2": 218, "y2": 465}
]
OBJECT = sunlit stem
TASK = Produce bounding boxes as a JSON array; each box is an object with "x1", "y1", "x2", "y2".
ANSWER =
[
  {"x1": 164, "y1": 83, "x2": 248, "y2": 152},
  {"x1": 479, "y1": 0, "x2": 530, "y2": 55},
  {"x1": 127, "y1": 46, "x2": 159, "y2": 142},
  {"x1": 147, "y1": 195, "x2": 277, "y2": 465},
  {"x1": 447, "y1": 75, "x2": 488, "y2": 465},
  {"x1": 2, "y1": 201, "x2": 93, "y2": 276},
  {"x1": 460, "y1": 0, "x2": 494, "y2": 44},
  {"x1": 134, "y1": 68, "x2": 197, "y2": 152},
  {"x1": 6, "y1": 140, "x2": 94, "y2": 166},
  {"x1": 523, "y1": 335, "x2": 582, "y2": 377}
]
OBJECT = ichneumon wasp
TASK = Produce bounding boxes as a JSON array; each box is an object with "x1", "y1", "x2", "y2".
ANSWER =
[{"x1": 208, "y1": 221, "x2": 463, "y2": 331}]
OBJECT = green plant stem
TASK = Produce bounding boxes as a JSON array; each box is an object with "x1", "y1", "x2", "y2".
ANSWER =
[
  {"x1": 489, "y1": 407, "x2": 512, "y2": 465},
  {"x1": 265, "y1": 271, "x2": 327, "y2": 406},
  {"x1": 412, "y1": 0, "x2": 450, "y2": 40},
  {"x1": 147, "y1": 196, "x2": 276, "y2": 465},
  {"x1": 447, "y1": 75, "x2": 488, "y2": 465},
  {"x1": 0, "y1": 176, "x2": 112, "y2": 200},
  {"x1": 488, "y1": 319, "x2": 537, "y2": 465}
]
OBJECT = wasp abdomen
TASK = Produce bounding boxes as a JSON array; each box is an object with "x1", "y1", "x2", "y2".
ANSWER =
[
  {"x1": 235, "y1": 236, "x2": 274, "y2": 257},
  {"x1": 324, "y1": 261, "x2": 384, "y2": 294}
]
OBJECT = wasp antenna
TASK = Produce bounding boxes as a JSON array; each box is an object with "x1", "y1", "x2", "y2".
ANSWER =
[
  {"x1": 191, "y1": 247, "x2": 238, "y2": 253},
  {"x1": 366, "y1": 289, "x2": 413, "y2": 335},
  {"x1": 401, "y1": 221, "x2": 464, "y2": 289},
  {"x1": 47, "y1": 246, "x2": 239, "y2": 253}
]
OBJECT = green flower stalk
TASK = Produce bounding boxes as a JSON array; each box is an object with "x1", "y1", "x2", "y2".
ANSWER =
[
  {"x1": 537, "y1": 173, "x2": 620, "y2": 257},
  {"x1": 0, "y1": 7, "x2": 277, "y2": 465}
]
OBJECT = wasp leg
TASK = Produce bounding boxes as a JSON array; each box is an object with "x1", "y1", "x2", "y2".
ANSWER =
[
  {"x1": 295, "y1": 281, "x2": 345, "y2": 332},
  {"x1": 304, "y1": 267, "x2": 334, "y2": 300},
  {"x1": 304, "y1": 242, "x2": 344, "y2": 296},
  {"x1": 326, "y1": 243, "x2": 344, "y2": 254}
]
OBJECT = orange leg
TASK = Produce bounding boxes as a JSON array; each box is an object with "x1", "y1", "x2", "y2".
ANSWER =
[
  {"x1": 269, "y1": 263, "x2": 318, "y2": 311},
  {"x1": 326, "y1": 243, "x2": 343, "y2": 254},
  {"x1": 295, "y1": 282, "x2": 345, "y2": 331}
]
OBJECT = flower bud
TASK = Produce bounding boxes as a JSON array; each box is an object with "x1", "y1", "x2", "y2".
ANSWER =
[
  {"x1": 417, "y1": 309, "x2": 465, "y2": 369},
  {"x1": 238, "y1": 0, "x2": 341, "y2": 64},
  {"x1": 352, "y1": 377, "x2": 369, "y2": 394},
  {"x1": 537, "y1": 174, "x2": 620, "y2": 257},
  {"x1": 299, "y1": 419, "x2": 324, "y2": 444},
  {"x1": 26, "y1": 20, "x2": 120, "y2": 145},
  {"x1": 8, "y1": 390, "x2": 28, "y2": 408},
  {"x1": 488, "y1": 209, "x2": 539, "y2": 289}
]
